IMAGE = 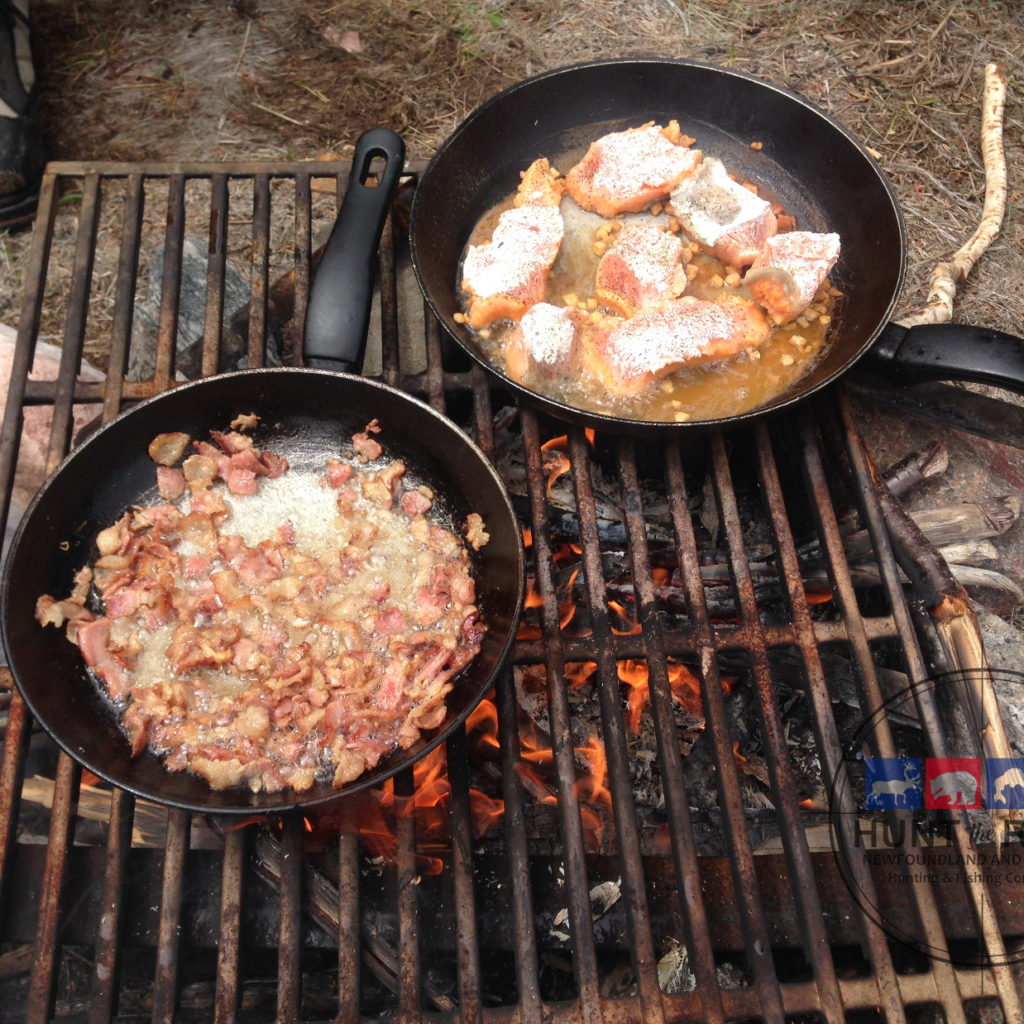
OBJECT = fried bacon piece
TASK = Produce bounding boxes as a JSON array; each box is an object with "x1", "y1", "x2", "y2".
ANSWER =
[
  {"x1": 35, "y1": 422, "x2": 488, "y2": 794},
  {"x1": 565, "y1": 121, "x2": 701, "y2": 218},
  {"x1": 148, "y1": 431, "x2": 190, "y2": 466}
]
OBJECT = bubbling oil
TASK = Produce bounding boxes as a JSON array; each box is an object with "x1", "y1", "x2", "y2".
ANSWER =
[{"x1": 459, "y1": 182, "x2": 837, "y2": 423}]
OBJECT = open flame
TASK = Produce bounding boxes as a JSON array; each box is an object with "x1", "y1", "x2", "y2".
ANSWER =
[
  {"x1": 538, "y1": 430, "x2": 595, "y2": 496},
  {"x1": 617, "y1": 658, "x2": 722, "y2": 734}
]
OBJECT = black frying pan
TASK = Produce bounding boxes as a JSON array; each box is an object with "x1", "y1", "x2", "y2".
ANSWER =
[
  {"x1": 1, "y1": 131, "x2": 525, "y2": 815},
  {"x1": 410, "y1": 59, "x2": 1024, "y2": 435}
]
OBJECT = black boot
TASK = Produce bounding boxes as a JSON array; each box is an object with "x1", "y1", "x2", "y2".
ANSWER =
[{"x1": 0, "y1": 0, "x2": 43, "y2": 230}]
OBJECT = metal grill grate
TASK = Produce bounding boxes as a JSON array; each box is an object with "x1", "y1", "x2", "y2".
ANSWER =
[{"x1": 0, "y1": 161, "x2": 1022, "y2": 1023}]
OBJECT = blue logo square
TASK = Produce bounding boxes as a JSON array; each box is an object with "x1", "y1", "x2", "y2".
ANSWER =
[
  {"x1": 864, "y1": 757, "x2": 921, "y2": 808},
  {"x1": 987, "y1": 758, "x2": 1024, "y2": 809}
]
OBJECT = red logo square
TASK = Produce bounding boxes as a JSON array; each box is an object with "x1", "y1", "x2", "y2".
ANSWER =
[{"x1": 925, "y1": 758, "x2": 982, "y2": 809}]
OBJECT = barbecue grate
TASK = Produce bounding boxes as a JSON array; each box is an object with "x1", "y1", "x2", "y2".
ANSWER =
[{"x1": 0, "y1": 161, "x2": 1022, "y2": 1023}]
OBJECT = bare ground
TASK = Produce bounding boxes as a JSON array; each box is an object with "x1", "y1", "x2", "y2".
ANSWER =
[{"x1": 1, "y1": 0, "x2": 1022, "y2": 343}]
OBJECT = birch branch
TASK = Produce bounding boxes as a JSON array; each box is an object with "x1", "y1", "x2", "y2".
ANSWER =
[{"x1": 898, "y1": 63, "x2": 1008, "y2": 328}]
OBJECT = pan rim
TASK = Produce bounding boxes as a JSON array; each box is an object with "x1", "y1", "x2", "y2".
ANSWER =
[
  {"x1": 410, "y1": 56, "x2": 908, "y2": 434},
  {"x1": 2, "y1": 366, "x2": 525, "y2": 815}
]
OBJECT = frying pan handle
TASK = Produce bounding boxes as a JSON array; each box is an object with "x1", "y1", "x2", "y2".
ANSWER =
[
  {"x1": 303, "y1": 127, "x2": 406, "y2": 372},
  {"x1": 864, "y1": 322, "x2": 1024, "y2": 394}
]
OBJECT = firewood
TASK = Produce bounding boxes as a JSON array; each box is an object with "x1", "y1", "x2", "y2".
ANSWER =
[
  {"x1": 842, "y1": 495, "x2": 1020, "y2": 561},
  {"x1": 871, "y1": 471, "x2": 1023, "y2": 837}
]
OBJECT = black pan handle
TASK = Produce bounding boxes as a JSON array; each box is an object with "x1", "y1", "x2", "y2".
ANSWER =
[
  {"x1": 303, "y1": 127, "x2": 406, "y2": 372},
  {"x1": 862, "y1": 321, "x2": 1024, "y2": 393}
]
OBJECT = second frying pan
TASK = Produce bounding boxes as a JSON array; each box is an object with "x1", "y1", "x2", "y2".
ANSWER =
[
  {"x1": 1, "y1": 131, "x2": 525, "y2": 815},
  {"x1": 410, "y1": 59, "x2": 1024, "y2": 434}
]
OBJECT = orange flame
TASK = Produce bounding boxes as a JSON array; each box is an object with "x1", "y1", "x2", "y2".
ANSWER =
[
  {"x1": 617, "y1": 659, "x2": 706, "y2": 732},
  {"x1": 566, "y1": 661, "x2": 597, "y2": 690},
  {"x1": 667, "y1": 662, "x2": 703, "y2": 716},
  {"x1": 560, "y1": 568, "x2": 580, "y2": 630},
  {"x1": 470, "y1": 791, "x2": 505, "y2": 836},
  {"x1": 609, "y1": 599, "x2": 642, "y2": 635},
  {"x1": 617, "y1": 659, "x2": 651, "y2": 734},
  {"x1": 541, "y1": 435, "x2": 571, "y2": 496},
  {"x1": 467, "y1": 697, "x2": 500, "y2": 751},
  {"x1": 523, "y1": 579, "x2": 544, "y2": 610},
  {"x1": 574, "y1": 735, "x2": 611, "y2": 851}
]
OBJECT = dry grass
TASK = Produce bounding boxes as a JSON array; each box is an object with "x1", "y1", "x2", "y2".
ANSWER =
[{"x1": 1, "y1": 0, "x2": 1022, "y2": 341}]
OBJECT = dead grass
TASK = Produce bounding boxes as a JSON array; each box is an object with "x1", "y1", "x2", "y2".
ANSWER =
[{"x1": 1, "y1": 0, "x2": 1022, "y2": 342}]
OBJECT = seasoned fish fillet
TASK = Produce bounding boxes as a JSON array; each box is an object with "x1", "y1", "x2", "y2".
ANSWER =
[
  {"x1": 594, "y1": 221, "x2": 687, "y2": 317},
  {"x1": 744, "y1": 231, "x2": 841, "y2": 325},
  {"x1": 504, "y1": 302, "x2": 582, "y2": 383},
  {"x1": 461, "y1": 204, "x2": 564, "y2": 329},
  {"x1": 582, "y1": 294, "x2": 770, "y2": 396},
  {"x1": 565, "y1": 121, "x2": 702, "y2": 219},
  {"x1": 670, "y1": 157, "x2": 777, "y2": 268}
]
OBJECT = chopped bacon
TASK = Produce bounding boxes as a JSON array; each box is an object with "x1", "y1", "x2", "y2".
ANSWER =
[
  {"x1": 182, "y1": 453, "x2": 218, "y2": 492},
  {"x1": 105, "y1": 579, "x2": 158, "y2": 619},
  {"x1": 96, "y1": 513, "x2": 133, "y2": 557},
  {"x1": 148, "y1": 431, "x2": 191, "y2": 466},
  {"x1": 156, "y1": 465, "x2": 186, "y2": 500},
  {"x1": 374, "y1": 607, "x2": 408, "y2": 636},
  {"x1": 374, "y1": 659, "x2": 408, "y2": 710},
  {"x1": 352, "y1": 419, "x2": 383, "y2": 463},
  {"x1": 210, "y1": 429, "x2": 255, "y2": 454},
  {"x1": 400, "y1": 488, "x2": 433, "y2": 516},
  {"x1": 76, "y1": 618, "x2": 133, "y2": 700},
  {"x1": 35, "y1": 421, "x2": 486, "y2": 794},
  {"x1": 323, "y1": 458, "x2": 354, "y2": 488},
  {"x1": 34, "y1": 593, "x2": 95, "y2": 636},
  {"x1": 260, "y1": 451, "x2": 288, "y2": 478},
  {"x1": 465, "y1": 513, "x2": 489, "y2": 551},
  {"x1": 230, "y1": 412, "x2": 260, "y2": 432}
]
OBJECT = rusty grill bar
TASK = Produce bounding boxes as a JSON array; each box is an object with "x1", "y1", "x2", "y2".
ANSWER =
[{"x1": 1, "y1": 162, "x2": 1023, "y2": 1023}]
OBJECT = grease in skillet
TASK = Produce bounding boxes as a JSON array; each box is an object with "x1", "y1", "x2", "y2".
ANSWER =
[
  {"x1": 456, "y1": 122, "x2": 841, "y2": 423},
  {"x1": 34, "y1": 416, "x2": 488, "y2": 794}
]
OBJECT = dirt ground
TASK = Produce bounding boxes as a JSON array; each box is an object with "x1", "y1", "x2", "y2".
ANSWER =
[{"x1": 0, "y1": 0, "x2": 1022, "y2": 341}]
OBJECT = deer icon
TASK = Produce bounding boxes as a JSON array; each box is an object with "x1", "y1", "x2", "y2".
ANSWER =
[{"x1": 867, "y1": 761, "x2": 920, "y2": 807}]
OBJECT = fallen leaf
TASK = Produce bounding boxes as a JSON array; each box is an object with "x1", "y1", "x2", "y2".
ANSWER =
[{"x1": 324, "y1": 26, "x2": 362, "y2": 53}]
